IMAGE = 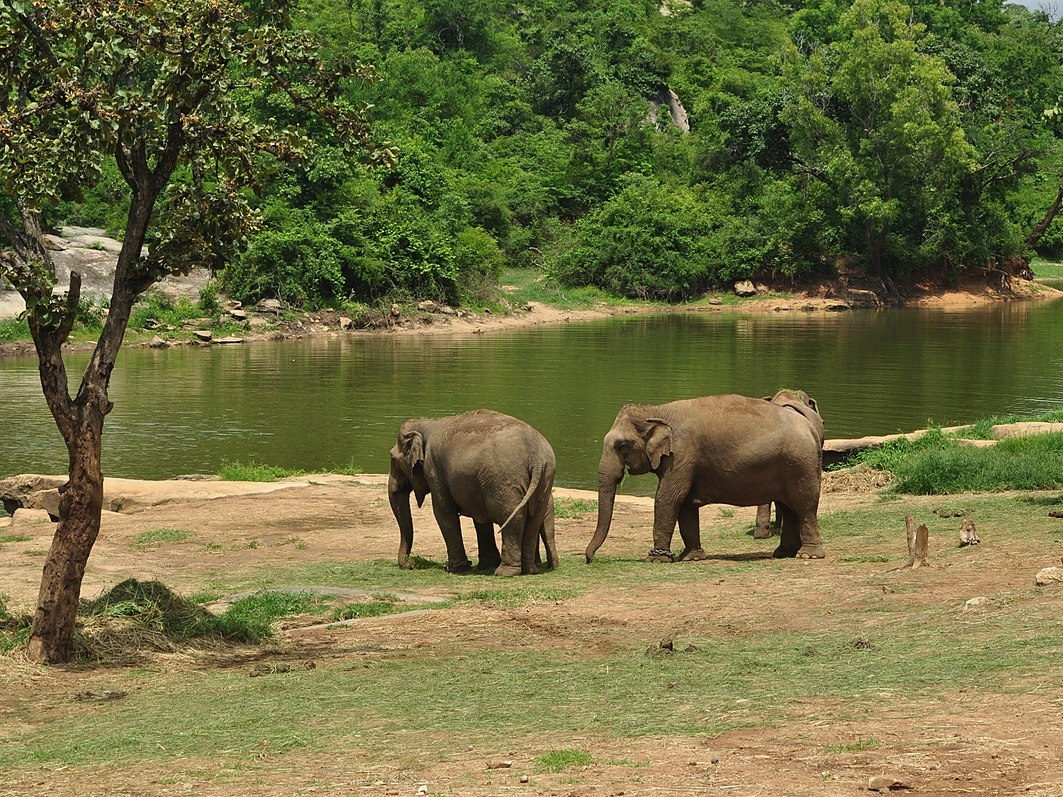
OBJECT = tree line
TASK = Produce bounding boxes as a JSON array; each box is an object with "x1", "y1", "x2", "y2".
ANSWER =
[{"x1": 66, "y1": 0, "x2": 1063, "y2": 305}]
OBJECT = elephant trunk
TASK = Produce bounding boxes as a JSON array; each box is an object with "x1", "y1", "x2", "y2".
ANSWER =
[
  {"x1": 585, "y1": 459, "x2": 623, "y2": 563},
  {"x1": 388, "y1": 469, "x2": 416, "y2": 569}
]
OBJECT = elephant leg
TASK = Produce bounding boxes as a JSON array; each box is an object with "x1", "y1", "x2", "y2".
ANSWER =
[
  {"x1": 540, "y1": 501, "x2": 559, "y2": 570},
  {"x1": 495, "y1": 509, "x2": 526, "y2": 577},
  {"x1": 431, "y1": 501, "x2": 473, "y2": 573},
  {"x1": 474, "y1": 520, "x2": 501, "y2": 572},
  {"x1": 676, "y1": 504, "x2": 707, "y2": 561},
  {"x1": 753, "y1": 502, "x2": 774, "y2": 539},
  {"x1": 648, "y1": 481, "x2": 682, "y2": 562},
  {"x1": 796, "y1": 511, "x2": 826, "y2": 559},
  {"x1": 773, "y1": 503, "x2": 801, "y2": 558}
]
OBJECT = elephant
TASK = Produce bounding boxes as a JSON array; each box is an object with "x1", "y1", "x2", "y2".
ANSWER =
[
  {"x1": 584, "y1": 393, "x2": 825, "y2": 564},
  {"x1": 753, "y1": 389, "x2": 824, "y2": 539},
  {"x1": 388, "y1": 409, "x2": 559, "y2": 576}
]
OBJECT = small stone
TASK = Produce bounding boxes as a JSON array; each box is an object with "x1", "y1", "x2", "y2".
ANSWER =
[
  {"x1": 868, "y1": 775, "x2": 908, "y2": 792},
  {"x1": 390, "y1": 303, "x2": 401, "y2": 317},
  {"x1": 963, "y1": 596, "x2": 988, "y2": 610},
  {"x1": 149, "y1": 335, "x2": 169, "y2": 348},
  {"x1": 193, "y1": 329, "x2": 212, "y2": 342},
  {"x1": 1035, "y1": 566, "x2": 1063, "y2": 586},
  {"x1": 519, "y1": 775, "x2": 529, "y2": 783},
  {"x1": 416, "y1": 786, "x2": 428, "y2": 795},
  {"x1": 711, "y1": 757, "x2": 719, "y2": 765},
  {"x1": 486, "y1": 760, "x2": 513, "y2": 770}
]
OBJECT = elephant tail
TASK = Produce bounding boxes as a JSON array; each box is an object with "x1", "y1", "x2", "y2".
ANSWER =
[{"x1": 499, "y1": 461, "x2": 544, "y2": 535}]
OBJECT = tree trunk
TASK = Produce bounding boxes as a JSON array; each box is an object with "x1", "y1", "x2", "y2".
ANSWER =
[
  {"x1": 25, "y1": 414, "x2": 105, "y2": 663},
  {"x1": 1026, "y1": 177, "x2": 1063, "y2": 250},
  {"x1": 23, "y1": 191, "x2": 154, "y2": 664}
]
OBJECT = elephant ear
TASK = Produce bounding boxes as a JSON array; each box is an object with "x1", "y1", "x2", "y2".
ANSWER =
[
  {"x1": 401, "y1": 431, "x2": 431, "y2": 507},
  {"x1": 643, "y1": 417, "x2": 673, "y2": 470},
  {"x1": 807, "y1": 397, "x2": 819, "y2": 413}
]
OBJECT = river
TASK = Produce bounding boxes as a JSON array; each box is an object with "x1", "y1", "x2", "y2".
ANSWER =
[{"x1": 3, "y1": 301, "x2": 1063, "y2": 490}]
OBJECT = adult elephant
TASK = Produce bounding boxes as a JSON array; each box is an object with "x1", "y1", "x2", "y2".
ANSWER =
[
  {"x1": 389, "y1": 409, "x2": 559, "y2": 576},
  {"x1": 754, "y1": 390, "x2": 824, "y2": 539},
  {"x1": 585, "y1": 394, "x2": 825, "y2": 564}
]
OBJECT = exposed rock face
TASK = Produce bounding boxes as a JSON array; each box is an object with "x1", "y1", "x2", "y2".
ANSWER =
[
  {"x1": 0, "y1": 227, "x2": 210, "y2": 320},
  {"x1": 733, "y1": 280, "x2": 757, "y2": 297}
]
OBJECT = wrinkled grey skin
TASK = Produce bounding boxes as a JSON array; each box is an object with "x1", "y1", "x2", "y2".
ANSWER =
[
  {"x1": 585, "y1": 394, "x2": 825, "y2": 564},
  {"x1": 754, "y1": 390, "x2": 824, "y2": 539},
  {"x1": 389, "y1": 409, "x2": 559, "y2": 576}
]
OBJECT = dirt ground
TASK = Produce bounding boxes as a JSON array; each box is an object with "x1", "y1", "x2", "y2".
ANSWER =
[{"x1": 3, "y1": 470, "x2": 1063, "y2": 797}]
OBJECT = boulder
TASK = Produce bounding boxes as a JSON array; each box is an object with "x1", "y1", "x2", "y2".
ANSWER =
[
  {"x1": 417, "y1": 300, "x2": 441, "y2": 313},
  {"x1": 149, "y1": 336, "x2": 169, "y2": 348},
  {"x1": 733, "y1": 280, "x2": 757, "y2": 297},
  {"x1": 256, "y1": 298, "x2": 282, "y2": 315},
  {"x1": 193, "y1": 329, "x2": 213, "y2": 342},
  {"x1": 339, "y1": 316, "x2": 354, "y2": 330},
  {"x1": 11, "y1": 508, "x2": 55, "y2": 526},
  {"x1": 1035, "y1": 567, "x2": 1063, "y2": 586}
]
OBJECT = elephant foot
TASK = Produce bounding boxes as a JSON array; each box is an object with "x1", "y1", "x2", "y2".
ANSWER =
[
  {"x1": 493, "y1": 563, "x2": 522, "y2": 577},
  {"x1": 645, "y1": 548, "x2": 675, "y2": 563},
  {"x1": 752, "y1": 527, "x2": 773, "y2": 539},
  {"x1": 678, "y1": 547, "x2": 708, "y2": 561},
  {"x1": 476, "y1": 558, "x2": 502, "y2": 572},
  {"x1": 398, "y1": 557, "x2": 417, "y2": 570},
  {"x1": 445, "y1": 559, "x2": 474, "y2": 573},
  {"x1": 795, "y1": 545, "x2": 826, "y2": 559},
  {"x1": 772, "y1": 546, "x2": 799, "y2": 559}
]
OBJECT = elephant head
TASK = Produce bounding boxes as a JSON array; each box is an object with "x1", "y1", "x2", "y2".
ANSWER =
[
  {"x1": 388, "y1": 425, "x2": 432, "y2": 568},
  {"x1": 585, "y1": 405, "x2": 672, "y2": 563}
]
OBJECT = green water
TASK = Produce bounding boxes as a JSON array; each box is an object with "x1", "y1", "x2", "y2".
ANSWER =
[{"x1": 3, "y1": 302, "x2": 1063, "y2": 490}]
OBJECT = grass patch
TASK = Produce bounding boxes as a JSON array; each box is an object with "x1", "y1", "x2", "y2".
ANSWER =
[
  {"x1": 131, "y1": 528, "x2": 194, "y2": 549},
  {"x1": 1030, "y1": 259, "x2": 1063, "y2": 279},
  {"x1": 851, "y1": 427, "x2": 1063, "y2": 494},
  {"x1": 0, "y1": 533, "x2": 32, "y2": 544},
  {"x1": 536, "y1": 749, "x2": 593, "y2": 772},
  {"x1": 497, "y1": 268, "x2": 640, "y2": 312},
  {"x1": 554, "y1": 497, "x2": 596, "y2": 518},
  {"x1": 218, "y1": 460, "x2": 306, "y2": 482},
  {"x1": 458, "y1": 586, "x2": 577, "y2": 609},
  {"x1": 824, "y1": 737, "x2": 880, "y2": 754}
]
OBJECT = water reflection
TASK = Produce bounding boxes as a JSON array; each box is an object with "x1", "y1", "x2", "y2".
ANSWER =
[{"x1": 3, "y1": 301, "x2": 1063, "y2": 490}]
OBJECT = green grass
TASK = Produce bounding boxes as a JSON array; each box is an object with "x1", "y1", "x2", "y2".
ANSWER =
[
  {"x1": 497, "y1": 268, "x2": 640, "y2": 311},
  {"x1": 1030, "y1": 259, "x2": 1063, "y2": 279},
  {"x1": 850, "y1": 426, "x2": 1063, "y2": 494},
  {"x1": 218, "y1": 460, "x2": 306, "y2": 482},
  {"x1": 554, "y1": 497, "x2": 596, "y2": 518},
  {"x1": 0, "y1": 533, "x2": 32, "y2": 544},
  {"x1": 131, "y1": 528, "x2": 194, "y2": 549},
  {"x1": 0, "y1": 316, "x2": 29, "y2": 341},
  {"x1": 537, "y1": 750, "x2": 593, "y2": 772}
]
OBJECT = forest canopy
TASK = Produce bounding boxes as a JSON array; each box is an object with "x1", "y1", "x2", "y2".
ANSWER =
[{"x1": 48, "y1": 0, "x2": 1063, "y2": 305}]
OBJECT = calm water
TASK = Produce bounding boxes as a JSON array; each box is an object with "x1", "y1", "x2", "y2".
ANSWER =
[{"x1": 3, "y1": 302, "x2": 1063, "y2": 490}]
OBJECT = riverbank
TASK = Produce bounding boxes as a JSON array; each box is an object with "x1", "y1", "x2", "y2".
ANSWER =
[{"x1": 3, "y1": 265, "x2": 1060, "y2": 359}]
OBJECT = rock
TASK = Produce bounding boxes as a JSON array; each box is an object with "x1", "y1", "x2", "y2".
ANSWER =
[
  {"x1": 11, "y1": 508, "x2": 54, "y2": 525},
  {"x1": 148, "y1": 335, "x2": 169, "y2": 348},
  {"x1": 339, "y1": 316, "x2": 353, "y2": 330},
  {"x1": 963, "y1": 596, "x2": 988, "y2": 610},
  {"x1": 733, "y1": 280, "x2": 756, "y2": 297},
  {"x1": 519, "y1": 775, "x2": 529, "y2": 783},
  {"x1": 1035, "y1": 566, "x2": 1063, "y2": 586},
  {"x1": 825, "y1": 301, "x2": 852, "y2": 311},
  {"x1": 486, "y1": 760, "x2": 513, "y2": 770},
  {"x1": 418, "y1": 300, "x2": 440, "y2": 313},
  {"x1": 390, "y1": 303, "x2": 401, "y2": 317},
  {"x1": 868, "y1": 775, "x2": 909, "y2": 792},
  {"x1": 708, "y1": 297, "x2": 724, "y2": 306},
  {"x1": 228, "y1": 309, "x2": 247, "y2": 321},
  {"x1": 0, "y1": 516, "x2": 10, "y2": 528},
  {"x1": 846, "y1": 289, "x2": 881, "y2": 307},
  {"x1": 214, "y1": 336, "x2": 244, "y2": 345},
  {"x1": 256, "y1": 298, "x2": 282, "y2": 315},
  {"x1": 193, "y1": 330, "x2": 213, "y2": 342},
  {"x1": 416, "y1": 786, "x2": 428, "y2": 796}
]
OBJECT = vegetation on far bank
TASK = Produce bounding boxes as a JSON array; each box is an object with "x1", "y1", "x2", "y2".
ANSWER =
[{"x1": 24, "y1": 0, "x2": 1063, "y2": 310}]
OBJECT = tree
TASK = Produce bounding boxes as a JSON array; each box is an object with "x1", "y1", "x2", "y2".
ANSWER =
[
  {"x1": 781, "y1": 0, "x2": 977, "y2": 277},
  {"x1": 0, "y1": 0, "x2": 391, "y2": 663}
]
